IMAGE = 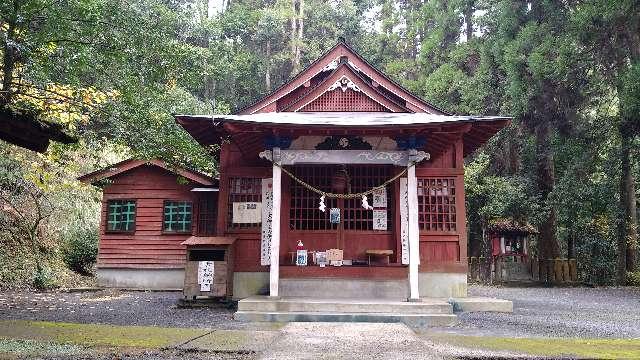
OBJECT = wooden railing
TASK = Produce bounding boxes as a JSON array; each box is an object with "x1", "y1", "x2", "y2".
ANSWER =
[
  {"x1": 528, "y1": 258, "x2": 578, "y2": 283},
  {"x1": 468, "y1": 256, "x2": 579, "y2": 284}
]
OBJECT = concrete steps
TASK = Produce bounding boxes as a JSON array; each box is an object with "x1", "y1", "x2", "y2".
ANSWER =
[
  {"x1": 234, "y1": 310, "x2": 457, "y2": 327},
  {"x1": 234, "y1": 296, "x2": 457, "y2": 326},
  {"x1": 238, "y1": 296, "x2": 453, "y2": 314}
]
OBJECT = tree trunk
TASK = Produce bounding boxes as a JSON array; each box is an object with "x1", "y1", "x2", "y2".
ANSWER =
[
  {"x1": 290, "y1": 0, "x2": 303, "y2": 76},
  {"x1": 535, "y1": 120, "x2": 561, "y2": 260},
  {"x1": 463, "y1": 0, "x2": 474, "y2": 41},
  {"x1": 1, "y1": 23, "x2": 17, "y2": 106},
  {"x1": 567, "y1": 227, "x2": 575, "y2": 259},
  {"x1": 265, "y1": 39, "x2": 272, "y2": 92},
  {"x1": 619, "y1": 126, "x2": 638, "y2": 282}
]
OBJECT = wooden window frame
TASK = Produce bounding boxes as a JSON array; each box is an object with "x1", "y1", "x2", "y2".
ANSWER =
[
  {"x1": 196, "y1": 196, "x2": 217, "y2": 236},
  {"x1": 163, "y1": 200, "x2": 193, "y2": 234},
  {"x1": 417, "y1": 177, "x2": 457, "y2": 232},
  {"x1": 227, "y1": 177, "x2": 262, "y2": 231},
  {"x1": 105, "y1": 199, "x2": 137, "y2": 233}
]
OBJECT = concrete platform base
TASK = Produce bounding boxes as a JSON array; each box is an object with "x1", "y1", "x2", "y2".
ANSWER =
[
  {"x1": 234, "y1": 296, "x2": 457, "y2": 326},
  {"x1": 446, "y1": 297, "x2": 513, "y2": 313},
  {"x1": 279, "y1": 278, "x2": 409, "y2": 299},
  {"x1": 96, "y1": 268, "x2": 184, "y2": 290}
]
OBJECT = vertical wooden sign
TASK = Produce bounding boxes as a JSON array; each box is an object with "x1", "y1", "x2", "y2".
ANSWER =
[
  {"x1": 260, "y1": 178, "x2": 273, "y2": 266},
  {"x1": 400, "y1": 178, "x2": 409, "y2": 265}
]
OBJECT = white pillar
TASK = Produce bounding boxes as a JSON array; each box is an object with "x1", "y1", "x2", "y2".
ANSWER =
[
  {"x1": 270, "y1": 148, "x2": 282, "y2": 297},
  {"x1": 407, "y1": 150, "x2": 420, "y2": 300}
]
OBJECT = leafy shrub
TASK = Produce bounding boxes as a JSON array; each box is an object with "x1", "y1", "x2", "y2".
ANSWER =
[
  {"x1": 627, "y1": 271, "x2": 640, "y2": 286},
  {"x1": 62, "y1": 227, "x2": 98, "y2": 275},
  {"x1": 33, "y1": 264, "x2": 56, "y2": 290}
]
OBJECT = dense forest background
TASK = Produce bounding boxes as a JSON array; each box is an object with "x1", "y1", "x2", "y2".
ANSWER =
[{"x1": 1, "y1": 0, "x2": 638, "y2": 288}]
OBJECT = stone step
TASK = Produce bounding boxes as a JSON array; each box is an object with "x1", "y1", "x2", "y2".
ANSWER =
[
  {"x1": 234, "y1": 310, "x2": 458, "y2": 327},
  {"x1": 237, "y1": 296, "x2": 453, "y2": 314}
]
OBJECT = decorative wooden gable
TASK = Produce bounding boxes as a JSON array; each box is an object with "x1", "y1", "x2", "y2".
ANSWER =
[
  {"x1": 300, "y1": 88, "x2": 388, "y2": 112},
  {"x1": 236, "y1": 41, "x2": 449, "y2": 115}
]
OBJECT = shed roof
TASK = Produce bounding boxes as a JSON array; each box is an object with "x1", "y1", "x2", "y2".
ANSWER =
[
  {"x1": 78, "y1": 159, "x2": 217, "y2": 186},
  {"x1": 488, "y1": 219, "x2": 538, "y2": 235}
]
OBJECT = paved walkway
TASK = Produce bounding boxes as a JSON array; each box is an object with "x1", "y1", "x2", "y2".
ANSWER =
[{"x1": 259, "y1": 322, "x2": 444, "y2": 360}]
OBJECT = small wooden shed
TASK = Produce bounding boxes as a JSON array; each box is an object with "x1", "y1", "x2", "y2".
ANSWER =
[{"x1": 181, "y1": 236, "x2": 236, "y2": 299}]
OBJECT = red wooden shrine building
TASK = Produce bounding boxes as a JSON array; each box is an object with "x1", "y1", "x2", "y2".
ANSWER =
[
  {"x1": 79, "y1": 159, "x2": 219, "y2": 289},
  {"x1": 83, "y1": 41, "x2": 508, "y2": 299}
]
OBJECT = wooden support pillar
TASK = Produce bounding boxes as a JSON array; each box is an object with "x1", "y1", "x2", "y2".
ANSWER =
[
  {"x1": 407, "y1": 149, "x2": 420, "y2": 300},
  {"x1": 270, "y1": 148, "x2": 282, "y2": 297}
]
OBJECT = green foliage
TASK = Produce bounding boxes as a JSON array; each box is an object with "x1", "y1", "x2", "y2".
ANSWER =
[
  {"x1": 62, "y1": 227, "x2": 98, "y2": 276},
  {"x1": 33, "y1": 264, "x2": 56, "y2": 291},
  {"x1": 627, "y1": 271, "x2": 640, "y2": 287}
]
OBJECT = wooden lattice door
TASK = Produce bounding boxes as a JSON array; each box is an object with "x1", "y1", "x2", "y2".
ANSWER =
[
  {"x1": 196, "y1": 195, "x2": 218, "y2": 236},
  {"x1": 287, "y1": 165, "x2": 396, "y2": 262}
]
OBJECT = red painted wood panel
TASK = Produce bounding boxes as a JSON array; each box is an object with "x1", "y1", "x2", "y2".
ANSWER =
[
  {"x1": 97, "y1": 166, "x2": 214, "y2": 269},
  {"x1": 420, "y1": 241, "x2": 460, "y2": 263}
]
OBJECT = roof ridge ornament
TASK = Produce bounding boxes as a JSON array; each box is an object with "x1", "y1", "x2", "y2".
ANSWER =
[{"x1": 328, "y1": 76, "x2": 360, "y2": 92}]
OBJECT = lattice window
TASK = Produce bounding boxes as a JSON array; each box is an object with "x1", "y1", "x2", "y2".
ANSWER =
[
  {"x1": 227, "y1": 177, "x2": 262, "y2": 230},
  {"x1": 289, "y1": 166, "x2": 338, "y2": 231},
  {"x1": 106, "y1": 200, "x2": 136, "y2": 232},
  {"x1": 300, "y1": 89, "x2": 390, "y2": 112},
  {"x1": 289, "y1": 165, "x2": 394, "y2": 231},
  {"x1": 343, "y1": 165, "x2": 394, "y2": 231},
  {"x1": 417, "y1": 178, "x2": 456, "y2": 231},
  {"x1": 197, "y1": 197, "x2": 217, "y2": 236},
  {"x1": 163, "y1": 201, "x2": 192, "y2": 233}
]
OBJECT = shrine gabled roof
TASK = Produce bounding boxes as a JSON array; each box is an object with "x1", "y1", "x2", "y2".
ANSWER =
[{"x1": 234, "y1": 40, "x2": 449, "y2": 115}]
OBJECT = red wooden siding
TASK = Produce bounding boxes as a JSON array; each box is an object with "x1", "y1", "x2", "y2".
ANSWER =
[{"x1": 98, "y1": 166, "x2": 208, "y2": 269}]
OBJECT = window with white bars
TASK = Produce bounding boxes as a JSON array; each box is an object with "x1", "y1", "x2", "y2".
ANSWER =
[{"x1": 417, "y1": 178, "x2": 457, "y2": 231}]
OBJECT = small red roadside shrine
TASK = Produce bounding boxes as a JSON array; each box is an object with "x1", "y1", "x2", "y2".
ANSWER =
[{"x1": 177, "y1": 41, "x2": 509, "y2": 299}]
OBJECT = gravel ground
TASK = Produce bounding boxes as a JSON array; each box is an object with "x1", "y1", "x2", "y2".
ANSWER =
[
  {"x1": 446, "y1": 284, "x2": 640, "y2": 339},
  {"x1": 0, "y1": 289, "x2": 254, "y2": 330},
  {"x1": 2, "y1": 284, "x2": 639, "y2": 360}
]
